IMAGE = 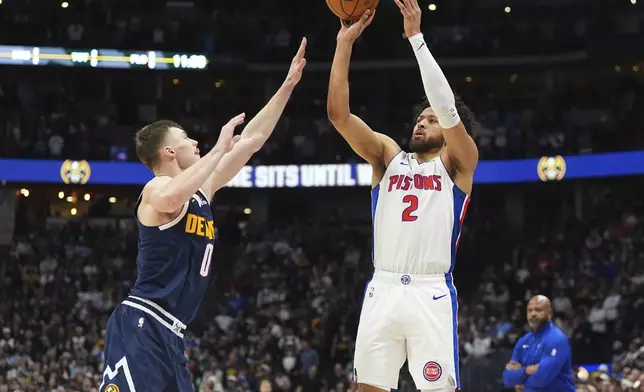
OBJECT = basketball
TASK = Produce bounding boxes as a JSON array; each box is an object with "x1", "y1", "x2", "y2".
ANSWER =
[{"x1": 326, "y1": 0, "x2": 380, "y2": 22}]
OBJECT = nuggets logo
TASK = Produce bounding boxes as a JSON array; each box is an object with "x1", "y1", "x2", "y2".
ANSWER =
[
  {"x1": 104, "y1": 384, "x2": 120, "y2": 392},
  {"x1": 60, "y1": 160, "x2": 91, "y2": 184},
  {"x1": 423, "y1": 361, "x2": 442, "y2": 382},
  {"x1": 537, "y1": 155, "x2": 566, "y2": 182}
]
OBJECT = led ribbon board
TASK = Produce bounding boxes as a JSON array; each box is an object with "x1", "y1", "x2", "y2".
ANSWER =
[{"x1": 1, "y1": 151, "x2": 643, "y2": 186}]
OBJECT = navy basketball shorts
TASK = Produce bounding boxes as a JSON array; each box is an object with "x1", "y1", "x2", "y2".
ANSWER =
[{"x1": 99, "y1": 296, "x2": 193, "y2": 392}]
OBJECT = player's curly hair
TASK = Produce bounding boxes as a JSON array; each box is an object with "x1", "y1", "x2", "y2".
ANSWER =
[
  {"x1": 412, "y1": 95, "x2": 479, "y2": 134},
  {"x1": 135, "y1": 120, "x2": 183, "y2": 171}
]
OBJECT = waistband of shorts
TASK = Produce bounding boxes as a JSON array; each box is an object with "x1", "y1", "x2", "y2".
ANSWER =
[
  {"x1": 372, "y1": 270, "x2": 453, "y2": 286},
  {"x1": 121, "y1": 296, "x2": 187, "y2": 338}
]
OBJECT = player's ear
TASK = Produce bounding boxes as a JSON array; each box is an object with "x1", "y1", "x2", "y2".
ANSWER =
[{"x1": 162, "y1": 145, "x2": 176, "y2": 159}]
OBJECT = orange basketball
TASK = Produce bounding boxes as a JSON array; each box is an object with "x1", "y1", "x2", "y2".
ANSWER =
[{"x1": 326, "y1": 0, "x2": 379, "y2": 22}]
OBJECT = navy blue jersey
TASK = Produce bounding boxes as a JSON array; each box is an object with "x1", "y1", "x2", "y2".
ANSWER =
[{"x1": 130, "y1": 188, "x2": 215, "y2": 325}]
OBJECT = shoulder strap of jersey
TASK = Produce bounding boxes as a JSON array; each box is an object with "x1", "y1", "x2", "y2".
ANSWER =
[
  {"x1": 391, "y1": 150, "x2": 407, "y2": 165},
  {"x1": 385, "y1": 150, "x2": 408, "y2": 171},
  {"x1": 437, "y1": 155, "x2": 457, "y2": 186},
  {"x1": 377, "y1": 150, "x2": 408, "y2": 187},
  {"x1": 196, "y1": 188, "x2": 210, "y2": 204},
  {"x1": 133, "y1": 191, "x2": 144, "y2": 223}
]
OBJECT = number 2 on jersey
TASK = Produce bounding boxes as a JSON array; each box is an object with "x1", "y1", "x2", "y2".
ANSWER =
[
  {"x1": 402, "y1": 195, "x2": 419, "y2": 222},
  {"x1": 200, "y1": 243, "x2": 214, "y2": 277}
]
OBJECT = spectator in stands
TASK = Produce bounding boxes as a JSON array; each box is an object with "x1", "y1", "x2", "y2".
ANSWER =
[{"x1": 503, "y1": 295, "x2": 576, "y2": 392}]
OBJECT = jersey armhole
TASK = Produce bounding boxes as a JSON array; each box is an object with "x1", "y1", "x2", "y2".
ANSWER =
[
  {"x1": 197, "y1": 188, "x2": 210, "y2": 204},
  {"x1": 439, "y1": 155, "x2": 468, "y2": 197},
  {"x1": 134, "y1": 193, "x2": 190, "y2": 231},
  {"x1": 373, "y1": 150, "x2": 406, "y2": 190},
  {"x1": 158, "y1": 202, "x2": 189, "y2": 231}
]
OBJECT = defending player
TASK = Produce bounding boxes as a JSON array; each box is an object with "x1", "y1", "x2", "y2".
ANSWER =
[
  {"x1": 99, "y1": 38, "x2": 307, "y2": 392},
  {"x1": 327, "y1": 4, "x2": 478, "y2": 392}
]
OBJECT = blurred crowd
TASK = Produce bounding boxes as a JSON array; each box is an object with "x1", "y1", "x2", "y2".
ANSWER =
[
  {"x1": 459, "y1": 183, "x2": 644, "y2": 391},
  {"x1": 1, "y1": 67, "x2": 643, "y2": 165},
  {"x1": 1, "y1": 182, "x2": 643, "y2": 391},
  {"x1": 1, "y1": 0, "x2": 643, "y2": 169},
  {"x1": 1, "y1": 0, "x2": 643, "y2": 60}
]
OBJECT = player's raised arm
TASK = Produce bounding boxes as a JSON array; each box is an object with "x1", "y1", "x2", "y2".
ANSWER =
[
  {"x1": 144, "y1": 115, "x2": 244, "y2": 213},
  {"x1": 204, "y1": 38, "x2": 308, "y2": 196},
  {"x1": 327, "y1": 11, "x2": 400, "y2": 173},
  {"x1": 395, "y1": 0, "x2": 478, "y2": 176}
]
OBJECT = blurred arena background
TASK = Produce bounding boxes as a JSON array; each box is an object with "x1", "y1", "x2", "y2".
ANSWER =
[{"x1": 1, "y1": 0, "x2": 644, "y2": 391}]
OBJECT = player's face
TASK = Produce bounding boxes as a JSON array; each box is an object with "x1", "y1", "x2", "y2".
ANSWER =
[
  {"x1": 526, "y1": 300, "x2": 551, "y2": 329},
  {"x1": 409, "y1": 107, "x2": 445, "y2": 154},
  {"x1": 163, "y1": 127, "x2": 200, "y2": 170}
]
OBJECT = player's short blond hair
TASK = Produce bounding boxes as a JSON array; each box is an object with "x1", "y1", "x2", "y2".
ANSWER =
[{"x1": 135, "y1": 120, "x2": 183, "y2": 170}]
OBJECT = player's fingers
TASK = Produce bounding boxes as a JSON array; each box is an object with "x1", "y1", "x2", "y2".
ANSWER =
[
  {"x1": 392, "y1": 0, "x2": 406, "y2": 12},
  {"x1": 301, "y1": 37, "x2": 307, "y2": 54},
  {"x1": 393, "y1": 0, "x2": 409, "y2": 16},
  {"x1": 293, "y1": 59, "x2": 305, "y2": 74},
  {"x1": 298, "y1": 58, "x2": 307, "y2": 71},
  {"x1": 409, "y1": 0, "x2": 420, "y2": 11},
  {"x1": 295, "y1": 37, "x2": 307, "y2": 59},
  {"x1": 229, "y1": 113, "x2": 246, "y2": 126},
  {"x1": 355, "y1": 9, "x2": 372, "y2": 25},
  {"x1": 364, "y1": 9, "x2": 376, "y2": 26},
  {"x1": 404, "y1": 0, "x2": 417, "y2": 14}
]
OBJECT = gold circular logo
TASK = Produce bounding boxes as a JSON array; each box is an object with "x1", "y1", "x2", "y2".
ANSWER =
[
  {"x1": 537, "y1": 155, "x2": 566, "y2": 182},
  {"x1": 105, "y1": 384, "x2": 120, "y2": 392},
  {"x1": 60, "y1": 160, "x2": 91, "y2": 184}
]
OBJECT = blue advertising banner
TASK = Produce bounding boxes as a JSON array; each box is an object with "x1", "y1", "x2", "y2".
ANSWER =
[{"x1": 1, "y1": 151, "x2": 642, "y2": 187}]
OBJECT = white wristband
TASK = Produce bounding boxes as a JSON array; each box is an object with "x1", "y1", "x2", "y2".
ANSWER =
[{"x1": 408, "y1": 34, "x2": 460, "y2": 129}]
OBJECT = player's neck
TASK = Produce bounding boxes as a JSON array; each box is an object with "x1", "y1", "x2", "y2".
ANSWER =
[
  {"x1": 154, "y1": 162, "x2": 183, "y2": 178},
  {"x1": 412, "y1": 150, "x2": 441, "y2": 163}
]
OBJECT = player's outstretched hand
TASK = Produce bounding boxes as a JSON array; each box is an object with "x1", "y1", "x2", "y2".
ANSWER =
[
  {"x1": 215, "y1": 113, "x2": 245, "y2": 153},
  {"x1": 284, "y1": 38, "x2": 307, "y2": 88},
  {"x1": 336, "y1": 10, "x2": 376, "y2": 44},
  {"x1": 393, "y1": 0, "x2": 421, "y2": 38}
]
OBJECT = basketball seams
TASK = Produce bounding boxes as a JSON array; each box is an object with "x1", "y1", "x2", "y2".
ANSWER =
[
  {"x1": 327, "y1": 0, "x2": 378, "y2": 21},
  {"x1": 326, "y1": 0, "x2": 350, "y2": 19},
  {"x1": 340, "y1": 0, "x2": 360, "y2": 20}
]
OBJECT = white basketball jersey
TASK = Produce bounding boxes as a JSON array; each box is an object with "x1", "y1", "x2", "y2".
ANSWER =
[{"x1": 371, "y1": 151, "x2": 470, "y2": 275}]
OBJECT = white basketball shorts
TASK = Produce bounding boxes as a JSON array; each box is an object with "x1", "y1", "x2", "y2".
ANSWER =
[{"x1": 353, "y1": 270, "x2": 460, "y2": 391}]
